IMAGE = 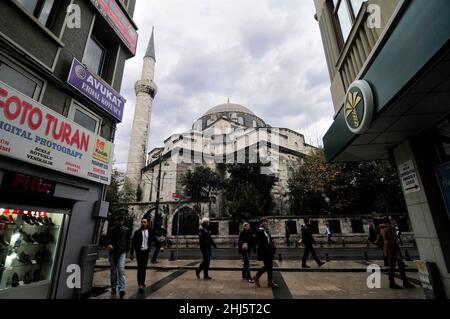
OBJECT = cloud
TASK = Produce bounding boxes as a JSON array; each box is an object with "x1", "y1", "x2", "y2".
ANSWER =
[{"x1": 113, "y1": 0, "x2": 335, "y2": 172}]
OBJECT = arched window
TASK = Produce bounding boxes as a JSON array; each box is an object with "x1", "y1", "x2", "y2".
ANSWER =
[{"x1": 172, "y1": 207, "x2": 199, "y2": 235}]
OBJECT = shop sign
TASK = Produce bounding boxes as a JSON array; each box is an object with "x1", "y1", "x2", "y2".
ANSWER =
[
  {"x1": 436, "y1": 161, "x2": 450, "y2": 216},
  {"x1": 1, "y1": 171, "x2": 56, "y2": 196},
  {"x1": 89, "y1": 0, "x2": 138, "y2": 55},
  {"x1": 344, "y1": 80, "x2": 374, "y2": 134},
  {"x1": 399, "y1": 160, "x2": 421, "y2": 194},
  {"x1": 67, "y1": 58, "x2": 126, "y2": 122},
  {"x1": 0, "y1": 81, "x2": 113, "y2": 185}
]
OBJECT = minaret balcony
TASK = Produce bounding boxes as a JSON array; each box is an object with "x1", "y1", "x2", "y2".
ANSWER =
[{"x1": 135, "y1": 80, "x2": 158, "y2": 98}]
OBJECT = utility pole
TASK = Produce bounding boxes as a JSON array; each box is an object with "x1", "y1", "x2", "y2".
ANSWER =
[{"x1": 154, "y1": 153, "x2": 163, "y2": 229}]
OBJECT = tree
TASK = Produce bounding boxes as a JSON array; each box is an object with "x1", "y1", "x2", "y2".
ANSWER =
[
  {"x1": 224, "y1": 163, "x2": 276, "y2": 221},
  {"x1": 181, "y1": 166, "x2": 222, "y2": 210},
  {"x1": 105, "y1": 170, "x2": 135, "y2": 222},
  {"x1": 288, "y1": 148, "x2": 406, "y2": 216}
]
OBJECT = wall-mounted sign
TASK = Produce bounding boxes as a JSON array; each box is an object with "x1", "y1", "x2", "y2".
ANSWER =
[
  {"x1": 436, "y1": 161, "x2": 450, "y2": 216},
  {"x1": 344, "y1": 80, "x2": 374, "y2": 134},
  {"x1": 67, "y1": 58, "x2": 126, "y2": 122},
  {"x1": 1, "y1": 171, "x2": 56, "y2": 196},
  {"x1": 399, "y1": 160, "x2": 421, "y2": 194},
  {"x1": 89, "y1": 0, "x2": 138, "y2": 55},
  {"x1": 0, "y1": 81, "x2": 113, "y2": 185}
]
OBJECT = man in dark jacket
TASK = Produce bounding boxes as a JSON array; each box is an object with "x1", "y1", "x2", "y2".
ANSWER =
[
  {"x1": 196, "y1": 218, "x2": 216, "y2": 280},
  {"x1": 301, "y1": 218, "x2": 325, "y2": 268},
  {"x1": 129, "y1": 217, "x2": 160, "y2": 294},
  {"x1": 253, "y1": 218, "x2": 278, "y2": 288},
  {"x1": 106, "y1": 215, "x2": 130, "y2": 299},
  {"x1": 238, "y1": 222, "x2": 255, "y2": 282}
]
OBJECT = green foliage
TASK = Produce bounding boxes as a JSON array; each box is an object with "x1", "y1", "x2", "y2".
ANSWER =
[
  {"x1": 288, "y1": 149, "x2": 406, "y2": 216},
  {"x1": 105, "y1": 169, "x2": 136, "y2": 222},
  {"x1": 225, "y1": 163, "x2": 276, "y2": 221},
  {"x1": 181, "y1": 166, "x2": 222, "y2": 203}
]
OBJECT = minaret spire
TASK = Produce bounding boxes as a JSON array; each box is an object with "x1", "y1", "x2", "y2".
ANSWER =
[
  {"x1": 126, "y1": 28, "x2": 158, "y2": 200},
  {"x1": 145, "y1": 26, "x2": 156, "y2": 61}
]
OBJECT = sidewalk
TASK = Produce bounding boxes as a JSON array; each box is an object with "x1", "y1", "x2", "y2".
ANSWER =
[{"x1": 92, "y1": 259, "x2": 425, "y2": 300}]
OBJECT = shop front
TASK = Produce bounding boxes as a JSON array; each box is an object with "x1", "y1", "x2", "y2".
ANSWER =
[{"x1": 0, "y1": 81, "x2": 113, "y2": 298}]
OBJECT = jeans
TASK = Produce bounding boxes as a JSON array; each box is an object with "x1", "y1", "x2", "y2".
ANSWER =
[
  {"x1": 389, "y1": 257, "x2": 407, "y2": 283},
  {"x1": 136, "y1": 249, "x2": 150, "y2": 286},
  {"x1": 242, "y1": 252, "x2": 251, "y2": 280},
  {"x1": 302, "y1": 245, "x2": 321, "y2": 265},
  {"x1": 256, "y1": 256, "x2": 273, "y2": 281},
  {"x1": 109, "y1": 253, "x2": 126, "y2": 292}
]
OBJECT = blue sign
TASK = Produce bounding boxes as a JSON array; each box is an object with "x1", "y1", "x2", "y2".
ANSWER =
[
  {"x1": 67, "y1": 58, "x2": 126, "y2": 122},
  {"x1": 436, "y1": 161, "x2": 450, "y2": 216}
]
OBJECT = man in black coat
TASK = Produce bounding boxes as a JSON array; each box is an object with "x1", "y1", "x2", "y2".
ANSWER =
[
  {"x1": 196, "y1": 217, "x2": 216, "y2": 280},
  {"x1": 301, "y1": 218, "x2": 325, "y2": 268},
  {"x1": 238, "y1": 222, "x2": 256, "y2": 282},
  {"x1": 254, "y1": 218, "x2": 278, "y2": 288},
  {"x1": 129, "y1": 217, "x2": 160, "y2": 294},
  {"x1": 106, "y1": 215, "x2": 130, "y2": 299}
]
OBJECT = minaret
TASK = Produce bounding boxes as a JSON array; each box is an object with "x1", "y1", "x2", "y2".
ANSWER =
[{"x1": 126, "y1": 27, "x2": 157, "y2": 197}]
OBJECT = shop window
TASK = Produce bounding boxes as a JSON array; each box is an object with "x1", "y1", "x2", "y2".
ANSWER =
[
  {"x1": 15, "y1": 0, "x2": 58, "y2": 27},
  {"x1": 0, "y1": 60, "x2": 43, "y2": 99},
  {"x1": 351, "y1": 219, "x2": 365, "y2": 233},
  {"x1": 329, "y1": 220, "x2": 342, "y2": 234},
  {"x1": 209, "y1": 222, "x2": 219, "y2": 235},
  {"x1": 285, "y1": 220, "x2": 298, "y2": 235},
  {"x1": 229, "y1": 222, "x2": 240, "y2": 236},
  {"x1": 0, "y1": 208, "x2": 64, "y2": 293},
  {"x1": 331, "y1": 0, "x2": 368, "y2": 48},
  {"x1": 68, "y1": 101, "x2": 101, "y2": 134}
]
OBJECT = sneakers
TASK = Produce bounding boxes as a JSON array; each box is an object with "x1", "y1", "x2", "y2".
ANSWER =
[
  {"x1": 268, "y1": 280, "x2": 279, "y2": 289},
  {"x1": 317, "y1": 261, "x2": 325, "y2": 267},
  {"x1": 253, "y1": 275, "x2": 260, "y2": 288},
  {"x1": 302, "y1": 264, "x2": 310, "y2": 268},
  {"x1": 195, "y1": 269, "x2": 200, "y2": 279}
]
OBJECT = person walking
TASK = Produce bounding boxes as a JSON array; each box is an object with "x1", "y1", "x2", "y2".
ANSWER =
[
  {"x1": 325, "y1": 223, "x2": 335, "y2": 246},
  {"x1": 196, "y1": 218, "x2": 216, "y2": 280},
  {"x1": 151, "y1": 225, "x2": 166, "y2": 264},
  {"x1": 238, "y1": 222, "x2": 255, "y2": 283},
  {"x1": 253, "y1": 218, "x2": 278, "y2": 288},
  {"x1": 301, "y1": 218, "x2": 325, "y2": 268},
  {"x1": 285, "y1": 224, "x2": 291, "y2": 247},
  {"x1": 379, "y1": 216, "x2": 414, "y2": 289},
  {"x1": 368, "y1": 223, "x2": 377, "y2": 245},
  {"x1": 106, "y1": 215, "x2": 130, "y2": 299},
  {"x1": 129, "y1": 218, "x2": 160, "y2": 295}
]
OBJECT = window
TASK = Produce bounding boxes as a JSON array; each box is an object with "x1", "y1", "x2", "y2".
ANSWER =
[
  {"x1": 310, "y1": 221, "x2": 320, "y2": 234},
  {"x1": 331, "y1": 0, "x2": 368, "y2": 47},
  {"x1": 68, "y1": 101, "x2": 102, "y2": 134},
  {"x1": 84, "y1": 36, "x2": 107, "y2": 76},
  {"x1": 15, "y1": 0, "x2": 57, "y2": 27},
  {"x1": 285, "y1": 221, "x2": 298, "y2": 235},
  {"x1": 329, "y1": 220, "x2": 342, "y2": 234},
  {"x1": 228, "y1": 222, "x2": 240, "y2": 235},
  {"x1": 0, "y1": 60, "x2": 43, "y2": 99},
  {"x1": 351, "y1": 219, "x2": 365, "y2": 233},
  {"x1": 209, "y1": 222, "x2": 219, "y2": 235}
]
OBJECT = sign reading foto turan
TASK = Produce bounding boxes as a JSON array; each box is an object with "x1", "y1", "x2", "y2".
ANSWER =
[{"x1": 0, "y1": 81, "x2": 113, "y2": 185}]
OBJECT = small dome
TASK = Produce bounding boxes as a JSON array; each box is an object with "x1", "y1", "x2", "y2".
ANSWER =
[{"x1": 203, "y1": 103, "x2": 255, "y2": 116}]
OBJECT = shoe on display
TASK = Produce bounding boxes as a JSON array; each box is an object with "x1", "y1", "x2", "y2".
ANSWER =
[
  {"x1": 24, "y1": 272, "x2": 32, "y2": 284},
  {"x1": 11, "y1": 273, "x2": 19, "y2": 287},
  {"x1": 20, "y1": 230, "x2": 34, "y2": 243},
  {"x1": 22, "y1": 215, "x2": 35, "y2": 226},
  {"x1": 30, "y1": 216, "x2": 40, "y2": 226},
  {"x1": 33, "y1": 270, "x2": 41, "y2": 282},
  {"x1": 35, "y1": 217, "x2": 45, "y2": 226},
  {"x1": 0, "y1": 215, "x2": 9, "y2": 223}
]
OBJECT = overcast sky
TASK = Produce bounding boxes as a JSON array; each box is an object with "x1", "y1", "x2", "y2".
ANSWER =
[{"x1": 113, "y1": 0, "x2": 334, "y2": 172}]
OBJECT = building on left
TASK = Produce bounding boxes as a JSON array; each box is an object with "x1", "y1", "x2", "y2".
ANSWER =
[{"x1": 0, "y1": 0, "x2": 138, "y2": 298}]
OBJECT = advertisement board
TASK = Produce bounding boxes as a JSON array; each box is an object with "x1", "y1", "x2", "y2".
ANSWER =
[
  {"x1": 67, "y1": 58, "x2": 125, "y2": 122},
  {"x1": 0, "y1": 81, "x2": 113, "y2": 185}
]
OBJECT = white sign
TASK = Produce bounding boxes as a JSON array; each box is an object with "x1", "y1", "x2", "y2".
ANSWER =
[
  {"x1": 399, "y1": 160, "x2": 421, "y2": 194},
  {"x1": 0, "y1": 81, "x2": 113, "y2": 185}
]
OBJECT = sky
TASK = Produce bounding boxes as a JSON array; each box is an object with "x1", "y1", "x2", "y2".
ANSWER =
[{"x1": 113, "y1": 0, "x2": 335, "y2": 172}]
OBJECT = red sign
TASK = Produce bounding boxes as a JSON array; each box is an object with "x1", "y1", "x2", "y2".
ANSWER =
[
  {"x1": 2, "y1": 171, "x2": 56, "y2": 196},
  {"x1": 90, "y1": 0, "x2": 138, "y2": 55}
]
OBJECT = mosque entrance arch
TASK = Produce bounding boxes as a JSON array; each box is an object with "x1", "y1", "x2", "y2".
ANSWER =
[{"x1": 172, "y1": 207, "x2": 199, "y2": 235}]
